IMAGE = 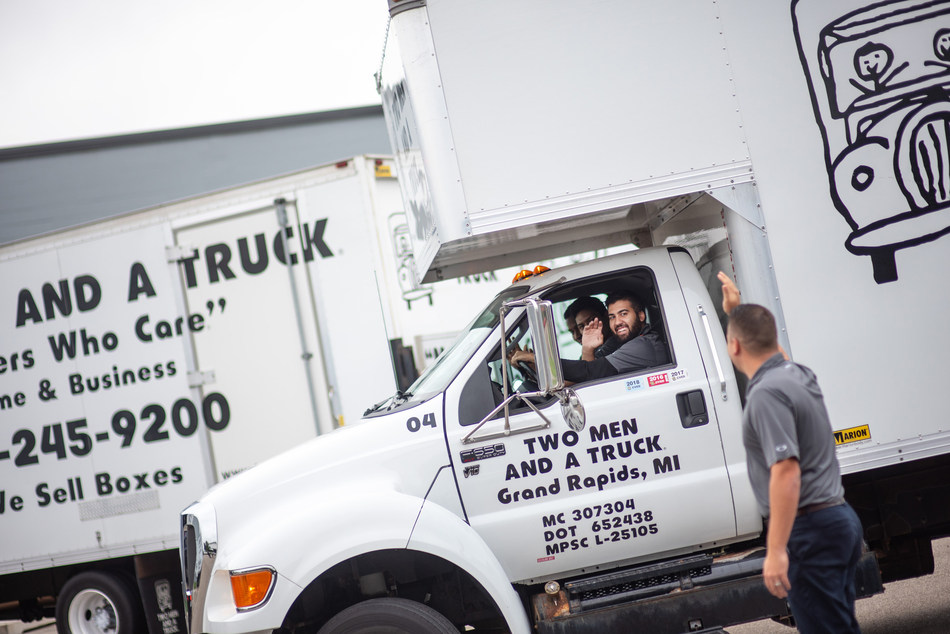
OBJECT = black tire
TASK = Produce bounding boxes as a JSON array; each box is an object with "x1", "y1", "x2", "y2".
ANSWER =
[
  {"x1": 55, "y1": 571, "x2": 145, "y2": 634},
  {"x1": 318, "y1": 597, "x2": 459, "y2": 634}
]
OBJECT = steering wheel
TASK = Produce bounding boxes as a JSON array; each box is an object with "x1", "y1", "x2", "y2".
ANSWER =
[{"x1": 516, "y1": 360, "x2": 540, "y2": 390}]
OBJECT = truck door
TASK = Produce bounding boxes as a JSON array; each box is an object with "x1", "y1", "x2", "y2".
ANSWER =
[
  {"x1": 172, "y1": 198, "x2": 335, "y2": 482},
  {"x1": 442, "y1": 254, "x2": 747, "y2": 582}
]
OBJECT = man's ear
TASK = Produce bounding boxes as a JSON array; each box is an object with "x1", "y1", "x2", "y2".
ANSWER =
[{"x1": 727, "y1": 335, "x2": 741, "y2": 358}]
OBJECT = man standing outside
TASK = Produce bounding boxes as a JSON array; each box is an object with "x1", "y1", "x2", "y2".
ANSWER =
[{"x1": 718, "y1": 271, "x2": 863, "y2": 634}]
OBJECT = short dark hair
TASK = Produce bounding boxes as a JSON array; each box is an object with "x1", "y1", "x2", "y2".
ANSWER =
[
  {"x1": 728, "y1": 304, "x2": 778, "y2": 355},
  {"x1": 604, "y1": 290, "x2": 644, "y2": 313},
  {"x1": 564, "y1": 296, "x2": 606, "y2": 322}
]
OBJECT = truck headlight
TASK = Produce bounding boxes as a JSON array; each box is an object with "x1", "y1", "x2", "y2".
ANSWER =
[{"x1": 230, "y1": 567, "x2": 277, "y2": 611}]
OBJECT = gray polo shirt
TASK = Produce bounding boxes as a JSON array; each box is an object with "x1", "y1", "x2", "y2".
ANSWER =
[
  {"x1": 604, "y1": 324, "x2": 668, "y2": 372},
  {"x1": 742, "y1": 353, "x2": 844, "y2": 517},
  {"x1": 561, "y1": 324, "x2": 668, "y2": 382}
]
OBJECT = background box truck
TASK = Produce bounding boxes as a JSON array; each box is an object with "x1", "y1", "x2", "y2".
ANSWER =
[{"x1": 0, "y1": 156, "x2": 524, "y2": 634}]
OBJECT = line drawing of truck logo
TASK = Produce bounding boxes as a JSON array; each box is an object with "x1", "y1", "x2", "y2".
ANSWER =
[
  {"x1": 389, "y1": 211, "x2": 434, "y2": 309},
  {"x1": 793, "y1": 0, "x2": 950, "y2": 283}
]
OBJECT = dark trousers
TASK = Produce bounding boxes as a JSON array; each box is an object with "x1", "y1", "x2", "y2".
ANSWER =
[{"x1": 786, "y1": 502, "x2": 863, "y2": 633}]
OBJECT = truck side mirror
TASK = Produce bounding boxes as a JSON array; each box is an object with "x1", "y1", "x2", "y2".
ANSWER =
[
  {"x1": 524, "y1": 299, "x2": 586, "y2": 431},
  {"x1": 524, "y1": 299, "x2": 565, "y2": 394},
  {"x1": 465, "y1": 296, "x2": 584, "y2": 443}
]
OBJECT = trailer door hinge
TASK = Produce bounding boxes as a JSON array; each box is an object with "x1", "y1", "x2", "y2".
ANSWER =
[{"x1": 188, "y1": 370, "x2": 216, "y2": 388}]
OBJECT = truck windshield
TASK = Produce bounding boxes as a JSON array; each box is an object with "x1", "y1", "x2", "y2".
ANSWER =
[{"x1": 366, "y1": 285, "x2": 530, "y2": 415}]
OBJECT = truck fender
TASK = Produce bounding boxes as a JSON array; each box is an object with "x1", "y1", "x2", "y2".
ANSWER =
[
  {"x1": 221, "y1": 486, "x2": 528, "y2": 632},
  {"x1": 228, "y1": 485, "x2": 419, "y2": 579},
  {"x1": 208, "y1": 486, "x2": 422, "y2": 630},
  {"x1": 408, "y1": 500, "x2": 532, "y2": 634}
]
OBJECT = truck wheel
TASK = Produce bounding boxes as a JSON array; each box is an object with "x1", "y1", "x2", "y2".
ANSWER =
[
  {"x1": 317, "y1": 597, "x2": 458, "y2": 633},
  {"x1": 55, "y1": 571, "x2": 145, "y2": 634}
]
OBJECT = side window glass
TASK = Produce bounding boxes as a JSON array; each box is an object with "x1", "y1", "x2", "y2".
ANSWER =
[
  {"x1": 495, "y1": 321, "x2": 535, "y2": 393},
  {"x1": 551, "y1": 293, "x2": 610, "y2": 362},
  {"x1": 546, "y1": 267, "x2": 673, "y2": 383},
  {"x1": 458, "y1": 266, "x2": 674, "y2": 424},
  {"x1": 458, "y1": 319, "x2": 544, "y2": 426}
]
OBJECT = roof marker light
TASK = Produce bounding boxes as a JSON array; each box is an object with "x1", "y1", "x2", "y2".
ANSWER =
[{"x1": 512, "y1": 265, "x2": 551, "y2": 283}]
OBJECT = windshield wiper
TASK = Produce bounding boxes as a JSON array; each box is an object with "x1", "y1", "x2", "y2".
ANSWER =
[
  {"x1": 392, "y1": 390, "x2": 413, "y2": 406},
  {"x1": 364, "y1": 390, "x2": 414, "y2": 416},
  {"x1": 364, "y1": 394, "x2": 394, "y2": 415}
]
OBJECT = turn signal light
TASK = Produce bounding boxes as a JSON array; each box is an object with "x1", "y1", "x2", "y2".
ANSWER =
[
  {"x1": 230, "y1": 568, "x2": 275, "y2": 610},
  {"x1": 511, "y1": 265, "x2": 551, "y2": 283}
]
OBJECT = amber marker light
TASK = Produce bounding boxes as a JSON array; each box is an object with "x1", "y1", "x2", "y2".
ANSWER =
[
  {"x1": 512, "y1": 265, "x2": 551, "y2": 283},
  {"x1": 230, "y1": 567, "x2": 276, "y2": 611}
]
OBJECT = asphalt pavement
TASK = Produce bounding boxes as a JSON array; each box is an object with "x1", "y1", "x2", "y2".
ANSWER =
[{"x1": 729, "y1": 537, "x2": 950, "y2": 633}]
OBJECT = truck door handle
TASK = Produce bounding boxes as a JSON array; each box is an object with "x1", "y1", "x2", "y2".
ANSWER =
[
  {"x1": 676, "y1": 390, "x2": 709, "y2": 428},
  {"x1": 698, "y1": 305, "x2": 728, "y2": 400}
]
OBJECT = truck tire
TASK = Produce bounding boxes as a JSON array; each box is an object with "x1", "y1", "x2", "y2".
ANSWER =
[
  {"x1": 317, "y1": 597, "x2": 458, "y2": 633},
  {"x1": 55, "y1": 571, "x2": 145, "y2": 634}
]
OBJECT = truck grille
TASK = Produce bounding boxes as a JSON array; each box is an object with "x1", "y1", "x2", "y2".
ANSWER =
[
  {"x1": 180, "y1": 502, "x2": 218, "y2": 632},
  {"x1": 182, "y1": 523, "x2": 198, "y2": 589}
]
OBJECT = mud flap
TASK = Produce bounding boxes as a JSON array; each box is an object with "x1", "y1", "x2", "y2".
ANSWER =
[{"x1": 135, "y1": 551, "x2": 188, "y2": 634}]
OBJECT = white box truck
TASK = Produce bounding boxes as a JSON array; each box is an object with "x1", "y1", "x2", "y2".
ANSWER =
[
  {"x1": 179, "y1": 1, "x2": 950, "y2": 633},
  {"x1": 0, "y1": 156, "x2": 526, "y2": 634}
]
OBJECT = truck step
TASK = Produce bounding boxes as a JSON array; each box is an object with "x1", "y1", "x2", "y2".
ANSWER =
[
  {"x1": 564, "y1": 553, "x2": 714, "y2": 612},
  {"x1": 534, "y1": 549, "x2": 787, "y2": 634}
]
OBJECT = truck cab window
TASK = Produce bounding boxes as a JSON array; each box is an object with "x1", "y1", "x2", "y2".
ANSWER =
[
  {"x1": 458, "y1": 266, "x2": 673, "y2": 426},
  {"x1": 458, "y1": 318, "x2": 543, "y2": 426},
  {"x1": 545, "y1": 267, "x2": 673, "y2": 383}
]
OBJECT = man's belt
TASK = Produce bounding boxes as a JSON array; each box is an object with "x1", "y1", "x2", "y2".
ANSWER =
[{"x1": 797, "y1": 497, "x2": 845, "y2": 516}]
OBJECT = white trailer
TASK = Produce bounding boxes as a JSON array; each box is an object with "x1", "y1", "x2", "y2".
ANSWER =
[
  {"x1": 178, "y1": 1, "x2": 950, "y2": 633},
  {"x1": 0, "y1": 156, "x2": 521, "y2": 634}
]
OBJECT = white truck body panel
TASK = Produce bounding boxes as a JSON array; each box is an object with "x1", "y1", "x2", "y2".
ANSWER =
[
  {"x1": 380, "y1": 0, "x2": 756, "y2": 278},
  {"x1": 0, "y1": 222, "x2": 202, "y2": 570},
  {"x1": 381, "y1": 0, "x2": 950, "y2": 473}
]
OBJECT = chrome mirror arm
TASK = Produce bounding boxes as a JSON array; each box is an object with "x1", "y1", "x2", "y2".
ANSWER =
[{"x1": 463, "y1": 390, "x2": 554, "y2": 444}]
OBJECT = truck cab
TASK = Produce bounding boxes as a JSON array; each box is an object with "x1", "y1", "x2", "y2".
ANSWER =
[
  {"x1": 181, "y1": 247, "x2": 782, "y2": 634},
  {"x1": 440, "y1": 248, "x2": 758, "y2": 581}
]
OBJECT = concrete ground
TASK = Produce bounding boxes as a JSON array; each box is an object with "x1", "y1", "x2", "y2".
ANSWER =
[
  {"x1": 728, "y1": 537, "x2": 950, "y2": 633},
  {"x1": 0, "y1": 621, "x2": 53, "y2": 634}
]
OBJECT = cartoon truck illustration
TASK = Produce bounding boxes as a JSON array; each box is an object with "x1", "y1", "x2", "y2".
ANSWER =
[{"x1": 794, "y1": 0, "x2": 950, "y2": 283}]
